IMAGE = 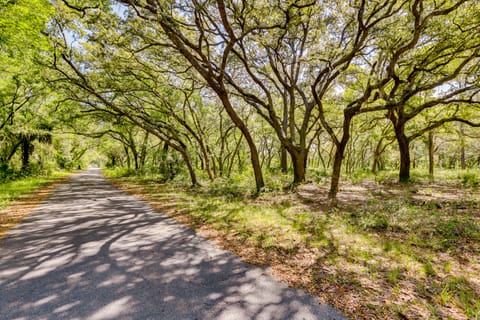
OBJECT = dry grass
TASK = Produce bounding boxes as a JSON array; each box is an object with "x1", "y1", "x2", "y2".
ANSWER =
[{"x1": 108, "y1": 174, "x2": 480, "y2": 320}]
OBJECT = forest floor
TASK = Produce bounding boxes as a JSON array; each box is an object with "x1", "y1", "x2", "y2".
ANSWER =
[
  {"x1": 0, "y1": 172, "x2": 72, "y2": 239},
  {"x1": 108, "y1": 173, "x2": 480, "y2": 320}
]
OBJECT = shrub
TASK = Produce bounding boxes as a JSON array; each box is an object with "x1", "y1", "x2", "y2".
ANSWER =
[{"x1": 459, "y1": 172, "x2": 479, "y2": 187}]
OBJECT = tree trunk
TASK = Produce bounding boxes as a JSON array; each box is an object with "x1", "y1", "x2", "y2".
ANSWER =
[
  {"x1": 460, "y1": 124, "x2": 466, "y2": 169},
  {"x1": 178, "y1": 148, "x2": 197, "y2": 186},
  {"x1": 397, "y1": 131, "x2": 411, "y2": 182},
  {"x1": 198, "y1": 152, "x2": 204, "y2": 170},
  {"x1": 328, "y1": 112, "x2": 354, "y2": 199},
  {"x1": 124, "y1": 145, "x2": 131, "y2": 170},
  {"x1": 460, "y1": 147, "x2": 466, "y2": 169},
  {"x1": 289, "y1": 148, "x2": 307, "y2": 183},
  {"x1": 281, "y1": 93, "x2": 288, "y2": 173},
  {"x1": 6, "y1": 141, "x2": 22, "y2": 163},
  {"x1": 218, "y1": 94, "x2": 264, "y2": 192},
  {"x1": 132, "y1": 147, "x2": 139, "y2": 171},
  {"x1": 125, "y1": 130, "x2": 139, "y2": 171},
  {"x1": 371, "y1": 137, "x2": 384, "y2": 174},
  {"x1": 227, "y1": 134, "x2": 242, "y2": 178},
  {"x1": 428, "y1": 131, "x2": 434, "y2": 179},
  {"x1": 139, "y1": 132, "x2": 149, "y2": 169},
  {"x1": 388, "y1": 109, "x2": 411, "y2": 183},
  {"x1": 159, "y1": 143, "x2": 168, "y2": 173},
  {"x1": 21, "y1": 137, "x2": 31, "y2": 171},
  {"x1": 201, "y1": 146, "x2": 214, "y2": 181},
  {"x1": 329, "y1": 142, "x2": 346, "y2": 199},
  {"x1": 280, "y1": 147, "x2": 288, "y2": 173}
]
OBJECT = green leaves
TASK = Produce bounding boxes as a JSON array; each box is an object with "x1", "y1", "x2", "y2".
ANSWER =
[{"x1": 0, "y1": 0, "x2": 53, "y2": 64}]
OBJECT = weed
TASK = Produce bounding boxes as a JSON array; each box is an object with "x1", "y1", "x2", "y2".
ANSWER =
[
  {"x1": 435, "y1": 218, "x2": 480, "y2": 249},
  {"x1": 386, "y1": 268, "x2": 403, "y2": 284},
  {"x1": 309, "y1": 168, "x2": 329, "y2": 183},
  {"x1": 437, "y1": 285, "x2": 453, "y2": 305},
  {"x1": 422, "y1": 261, "x2": 436, "y2": 277},
  {"x1": 444, "y1": 276, "x2": 480, "y2": 318},
  {"x1": 443, "y1": 261, "x2": 452, "y2": 273},
  {"x1": 459, "y1": 172, "x2": 479, "y2": 188}
]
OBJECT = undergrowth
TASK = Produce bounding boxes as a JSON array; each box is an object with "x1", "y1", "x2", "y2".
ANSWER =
[
  {"x1": 105, "y1": 167, "x2": 480, "y2": 319},
  {"x1": 0, "y1": 171, "x2": 71, "y2": 210}
]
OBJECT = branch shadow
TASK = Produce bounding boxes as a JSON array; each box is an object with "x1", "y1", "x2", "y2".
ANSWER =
[{"x1": 0, "y1": 170, "x2": 345, "y2": 320}]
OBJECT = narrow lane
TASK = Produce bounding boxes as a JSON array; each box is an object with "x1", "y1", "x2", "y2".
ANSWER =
[{"x1": 0, "y1": 169, "x2": 346, "y2": 320}]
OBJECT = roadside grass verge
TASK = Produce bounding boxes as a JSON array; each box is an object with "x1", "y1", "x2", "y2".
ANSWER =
[
  {"x1": 105, "y1": 169, "x2": 480, "y2": 320},
  {"x1": 0, "y1": 171, "x2": 72, "y2": 238}
]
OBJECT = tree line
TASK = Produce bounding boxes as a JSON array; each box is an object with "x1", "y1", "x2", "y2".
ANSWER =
[{"x1": 1, "y1": 0, "x2": 479, "y2": 198}]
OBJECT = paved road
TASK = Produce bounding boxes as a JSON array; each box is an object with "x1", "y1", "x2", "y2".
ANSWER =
[{"x1": 0, "y1": 170, "x2": 346, "y2": 320}]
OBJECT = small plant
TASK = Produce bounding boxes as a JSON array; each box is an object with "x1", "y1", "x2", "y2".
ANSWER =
[
  {"x1": 356, "y1": 213, "x2": 390, "y2": 231},
  {"x1": 423, "y1": 261, "x2": 436, "y2": 277},
  {"x1": 444, "y1": 276, "x2": 480, "y2": 319},
  {"x1": 443, "y1": 261, "x2": 452, "y2": 273},
  {"x1": 309, "y1": 168, "x2": 329, "y2": 183},
  {"x1": 459, "y1": 172, "x2": 479, "y2": 187},
  {"x1": 435, "y1": 218, "x2": 480, "y2": 249},
  {"x1": 386, "y1": 267, "x2": 403, "y2": 284},
  {"x1": 437, "y1": 285, "x2": 453, "y2": 305}
]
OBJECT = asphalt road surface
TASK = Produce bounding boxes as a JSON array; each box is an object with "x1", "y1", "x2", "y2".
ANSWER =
[{"x1": 0, "y1": 169, "x2": 347, "y2": 320}]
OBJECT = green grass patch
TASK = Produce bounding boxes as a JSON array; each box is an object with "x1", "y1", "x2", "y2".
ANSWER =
[{"x1": 0, "y1": 171, "x2": 71, "y2": 210}]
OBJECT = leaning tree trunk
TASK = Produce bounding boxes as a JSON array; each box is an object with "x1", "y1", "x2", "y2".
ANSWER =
[
  {"x1": 218, "y1": 94, "x2": 264, "y2": 192},
  {"x1": 328, "y1": 111, "x2": 354, "y2": 199},
  {"x1": 176, "y1": 146, "x2": 198, "y2": 187},
  {"x1": 329, "y1": 141, "x2": 347, "y2": 199},
  {"x1": 182, "y1": 151, "x2": 198, "y2": 187}
]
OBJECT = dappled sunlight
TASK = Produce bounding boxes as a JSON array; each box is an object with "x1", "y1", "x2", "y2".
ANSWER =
[
  {"x1": 111, "y1": 174, "x2": 480, "y2": 319},
  {"x1": 0, "y1": 169, "x2": 345, "y2": 320}
]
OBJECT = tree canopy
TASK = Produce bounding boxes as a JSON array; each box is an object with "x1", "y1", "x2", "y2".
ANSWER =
[{"x1": 0, "y1": 0, "x2": 478, "y2": 195}]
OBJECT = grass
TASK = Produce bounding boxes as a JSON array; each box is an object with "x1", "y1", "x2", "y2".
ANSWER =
[
  {"x1": 0, "y1": 171, "x2": 72, "y2": 238},
  {"x1": 105, "y1": 168, "x2": 480, "y2": 320}
]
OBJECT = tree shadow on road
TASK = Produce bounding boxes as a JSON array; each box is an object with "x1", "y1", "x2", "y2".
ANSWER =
[{"x1": 0, "y1": 170, "x2": 344, "y2": 320}]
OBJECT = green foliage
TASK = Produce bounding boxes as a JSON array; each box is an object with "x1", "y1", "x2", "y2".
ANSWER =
[
  {"x1": 438, "y1": 276, "x2": 480, "y2": 318},
  {"x1": 386, "y1": 268, "x2": 403, "y2": 284},
  {"x1": 459, "y1": 172, "x2": 479, "y2": 188},
  {"x1": 309, "y1": 168, "x2": 329, "y2": 183},
  {"x1": 0, "y1": 171, "x2": 69, "y2": 210},
  {"x1": 0, "y1": 0, "x2": 53, "y2": 62},
  {"x1": 208, "y1": 177, "x2": 247, "y2": 198},
  {"x1": 0, "y1": 163, "x2": 23, "y2": 182},
  {"x1": 435, "y1": 218, "x2": 480, "y2": 249},
  {"x1": 109, "y1": 172, "x2": 480, "y2": 319}
]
